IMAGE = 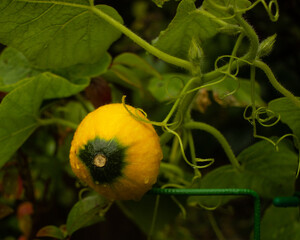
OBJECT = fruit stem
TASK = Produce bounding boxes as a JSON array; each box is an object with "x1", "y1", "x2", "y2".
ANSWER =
[{"x1": 94, "y1": 154, "x2": 107, "y2": 167}]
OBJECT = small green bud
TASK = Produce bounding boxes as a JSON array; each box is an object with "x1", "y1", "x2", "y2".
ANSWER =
[
  {"x1": 258, "y1": 34, "x2": 277, "y2": 58},
  {"x1": 188, "y1": 37, "x2": 204, "y2": 74},
  {"x1": 218, "y1": 24, "x2": 241, "y2": 35},
  {"x1": 152, "y1": 0, "x2": 169, "y2": 8}
]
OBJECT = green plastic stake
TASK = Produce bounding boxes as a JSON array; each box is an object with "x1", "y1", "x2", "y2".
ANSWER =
[
  {"x1": 273, "y1": 192, "x2": 300, "y2": 207},
  {"x1": 149, "y1": 188, "x2": 260, "y2": 240}
]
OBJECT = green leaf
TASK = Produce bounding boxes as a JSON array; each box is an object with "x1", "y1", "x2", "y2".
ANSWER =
[
  {"x1": 0, "y1": 47, "x2": 41, "y2": 92},
  {"x1": 113, "y1": 53, "x2": 161, "y2": 79},
  {"x1": 36, "y1": 225, "x2": 65, "y2": 240},
  {"x1": 261, "y1": 205, "x2": 300, "y2": 240},
  {"x1": 0, "y1": 1, "x2": 123, "y2": 69},
  {"x1": 109, "y1": 64, "x2": 143, "y2": 89},
  {"x1": 38, "y1": 74, "x2": 89, "y2": 100},
  {"x1": 148, "y1": 73, "x2": 190, "y2": 102},
  {"x1": 188, "y1": 139, "x2": 298, "y2": 207},
  {"x1": 0, "y1": 47, "x2": 110, "y2": 92},
  {"x1": 54, "y1": 52, "x2": 112, "y2": 79},
  {"x1": 202, "y1": 0, "x2": 251, "y2": 24},
  {"x1": 0, "y1": 72, "x2": 89, "y2": 168},
  {"x1": 269, "y1": 97, "x2": 300, "y2": 140},
  {"x1": 54, "y1": 101, "x2": 88, "y2": 125},
  {"x1": 119, "y1": 194, "x2": 184, "y2": 235},
  {"x1": 207, "y1": 77, "x2": 265, "y2": 107},
  {"x1": 105, "y1": 53, "x2": 162, "y2": 91},
  {"x1": 66, "y1": 194, "x2": 107, "y2": 236},
  {"x1": 153, "y1": 0, "x2": 220, "y2": 59}
]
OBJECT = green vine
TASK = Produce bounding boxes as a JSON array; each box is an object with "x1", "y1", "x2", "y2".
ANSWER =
[{"x1": 30, "y1": 0, "x2": 298, "y2": 183}]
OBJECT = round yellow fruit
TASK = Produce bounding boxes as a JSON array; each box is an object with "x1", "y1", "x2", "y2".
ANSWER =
[{"x1": 69, "y1": 103, "x2": 163, "y2": 201}]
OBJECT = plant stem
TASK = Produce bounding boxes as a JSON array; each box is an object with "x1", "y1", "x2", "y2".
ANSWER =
[
  {"x1": 184, "y1": 121, "x2": 241, "y2": 170},
  {"x1": 148, "y1": 195, "x2": 160, "y2": 240},
  {"x1": 174, "y1": 76, "x2": 203, "y2": 123},
  {"x1": 159, "y1": 76, "x2": 203, "y2": 146},
  {"x1": 234, "y1": 13, "x2": 259, "y2": 61},
  {"x1": 38, "y1": 118, "x2": 78, "y2": 130},
  {"x1": 169, "y1": 135, "x2": 180, "y2": 164},
  {"x1": 254, "y1": 60, "x2": 300, "y2": 108},
  {"x1": 250, "y1": 64, "x2": 259, "y2": 133},
  {"x1": 90, "y1": 7, "x2": 194, "y2": 71},
  {"x1": 187, "y1": 130, "x2": 202, "y2": 177},
  {"x1": 198, "y1": 8, "x2": 239, "y2": 29},
  {"x1": 207, "y1": 211, "x2": 226, "y2": 240}
]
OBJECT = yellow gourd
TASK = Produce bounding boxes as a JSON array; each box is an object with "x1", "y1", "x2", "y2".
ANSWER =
[{"x1": 69, "y1": 103, "x2": 163, "y2": 201}]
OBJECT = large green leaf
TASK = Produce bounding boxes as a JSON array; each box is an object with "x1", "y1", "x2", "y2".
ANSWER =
[
  {"x1": 54, "y1": 52, "x2": 111, "y2": 79},
  {"x1": 66, "y1": 194, "x2": 107, "y2": 236},
  {"x1": 148, "y1": 73, "x2": 190, "y2": 102},
  {"x1": 0, "y1": 72, "x2": 89, "y2": 168},
  {"x1": 188, "y1": 139, "x2": 298, "y2": 207},
  {"x1": 153, "y1": 0, "x2": 220, "y2": 59},
  {"x1": 0, "y1": 47, "x2": 41, "y2": 92},
  {"x1": 269, "y1": 97, "x2": 300, "y2": 140},
  {"x1": 0, "y1": 1, "x2": 123, "y2": 69},
  {"x1": 261, "y1": 205, "x2": 300, "y2": 240},
  {"x1": 0, "y1": 47, "x2": 110, "y2": 92}
]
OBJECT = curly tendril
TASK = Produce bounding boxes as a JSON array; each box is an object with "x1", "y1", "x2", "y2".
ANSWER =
[
  {"x1": 183, "y1": 54, "x2": 252, "y2": 100},
  {"x1": 237, "y1": 0, "x2": 279, "y2": 22},
  {"x1": 206, "y1": 0, "x2": 279, "y2": 22},
  {"x1": 122, "y1": 95, "x2": 170, "y2": 127},
  {"x1": 243, "y1": 106, "x2": 281, "y2": 127},
  {"x1": 264, "y1": 134, "x2": 300, "y2": 178},
  {"x1": 181, "y1": 54, "x2": 247, "y2": 98},
  {"x1": 123, "y1": 95, "x2": 213, "y2": 171},
  {"x1": 197, "y1": 201, "x2": 221, "y2": 211},
  {"x1": 78, "y1": 187, "x2": 91, "y2": 200},
  {"x1": 244, "y1": 104, "x2": 300, "y2": 178},
  {"x1": 255, "y1": 107, "x2": 281, "y2": 127},
  {"x1": 165, "y1": 126, "x2": 215, "y2": 170}
]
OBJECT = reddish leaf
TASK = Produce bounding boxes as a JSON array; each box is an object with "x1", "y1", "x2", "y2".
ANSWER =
[
  {"x1": 36, "y1": 225, "x2": 65, "y2": 240},
  {"x1": 18, "y1": 235, "x2": 27, "y2": 240},
  {"x1": 17, "y1": 202, "x2": 33, "y2": 238},
  {"x1": 84, "y1": 77, "x2": 112, "y2": 108},
  {"x1": 2, "y1": 167, "x2": 23, "y2": 200},
  {"x1": 17, "y1": 202, "x2": 33, "y2": 218}
]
